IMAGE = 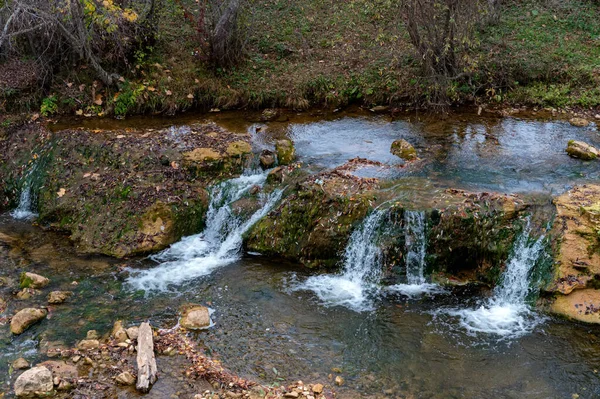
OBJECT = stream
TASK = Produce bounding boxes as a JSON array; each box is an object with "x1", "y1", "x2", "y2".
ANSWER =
[{"x1": 2, "y1": 109, "x2": 600, "y2": 398}]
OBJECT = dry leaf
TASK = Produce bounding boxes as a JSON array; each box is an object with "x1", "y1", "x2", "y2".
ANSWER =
[
  {"x1": 94, "y1": 94, "x2": 103, "y2": 105},
  {"x1": 30, "y1": 113, "x2": 40, "y2": 121},
  {"x1": 187, "y1": 93, "x2": 194, "y2": 99},
  {"x1": 165, "y1": 90, "x2": 172, "y2": 96},
  {"x1": 75, "y1": 109, "x2": 83, "y2": 116},
  {"x1": 57, "y1": 188, "x2": 66, "y2": 198},
  {"x1": 147, "y1": 86, "x2": 156, "y2": 92},
  {"x1": 171, "y1": 161, "x2": 179, "y2": 169},
  {"x1": 66, "y1": 82, "x2": 73, "y2": 88},
  {"x1": 79, "y1": 84, "x2": 85, "y2": 92}
]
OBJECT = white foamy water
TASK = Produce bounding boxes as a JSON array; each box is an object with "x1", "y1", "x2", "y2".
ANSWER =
[
  {"x1": 127, "y1": 171, "x2": 282, "y2": 292},
  {"x1": 292, "y1": 209, "x2": 387, "y2": 312},
  {"x1": 387, "y1": 211, "x2": 443, "y2": 297},
  {"x1": 11, "y1": 186, "x2": 37, "y2": 220},
  {"x1": 445, "y1": 218, "x2": 546, "y2": 338}
]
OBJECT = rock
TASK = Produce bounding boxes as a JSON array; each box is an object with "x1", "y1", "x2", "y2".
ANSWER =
[
  {"x1": 551, "y1": 289, "x2": 600, "y2": 323},
  {"x1": 12, "y1": 358, "x2": 30, "y2": 370},
  {"x1": 77, "y1": 339, "x2": 99, "y2": 350},
  {"x1": 334, "y1": 376, "x2": 344, "y2": 386},
  {"x1": 312, "y1": 384, "x2": 324, "y2": 394},
  {"x1": 261, "y1": 108, "x2": 279, "y2": 122},
  {"x1": 370, "y1": 105, "x2": 389, "y2": 113},
  {"x1": 259, "y1": 149, "x2": 276, "y2": 169},
  {"x1": 266, "y1": 166, "x2": 285, "y2": 184},
  {"x1": 19, "y1": 272, "x2": 49, "y2": 289},
  {"x1": 16, "y1": 288, "x2": 36, "y2": 300},
  {"x1": 10, "y1": 308, "x2": 48, "y2": 335},
  {"x1": 112, "y1": 320, "x2": 128, "y2": 343},
  {"x1": 275, "y1": 139, "x2": 296, "y2": 165},
  {"x1": 566, "y1": 140, "x2": 599, "y2": 160},
  {"x1": 57, "y1": 380, "x2": 72, "y2": 391},
  {"x1": 570, "y1": 117, "x2": 590, "y2": 127},
  {"x1": 126, "y1": 326, "x2": 139, "y2": 341},
  {"x1": 136, "y1": 322, "x2": 157, "y2": 392},
  {"x1": 180, "y1": 305, "x2": 211, "y2": 330},
  {"x1": 390, "y1": 139, "x2": 417, "y2": 161},
  {"x1": 14, "y1": 366, "x2": 53, "y2": 397},
  {"x1": 47, "y1": 291, "x2": 72, "y2": 304},
  {"x1": 39, "y1": 360, "x2": 78, "y2": 379},
  {"x1": 116, "y1": 371, "x2": 136, "y2": 385},
  {"x1": 595, "y1": 114, "x2": 600, "y2": 120},
  {"x1": 86, "y1": 330, "x2": 100, "y2": 340},
  {"x1": 0, "y1": 296, "x2": 6, "y2": 312},
  {"x1": 226, "y1": 140, "x2": 252, "y2": 157},
  {"x1": 184, "y1": 147, "x2": 223, "y2": 163},
  {"x1": 284, "y1": 392, "x2": 299, "y2": 398}
]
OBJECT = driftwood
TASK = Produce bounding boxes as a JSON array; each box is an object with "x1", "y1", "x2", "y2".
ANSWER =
[{"x1": 136, "y1": 322, "x2": 157, "y2": 392}]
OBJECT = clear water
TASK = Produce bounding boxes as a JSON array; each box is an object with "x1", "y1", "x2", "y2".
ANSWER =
[
  {"x1": 291, "y1": 209, "x2": 387, "y2": 312},
  {"x1": 441, "y1": 218, "x2": 547, "y2": 338},
  {"x1": 126, "y1": 171, "x2": 283, "y2": 292}
]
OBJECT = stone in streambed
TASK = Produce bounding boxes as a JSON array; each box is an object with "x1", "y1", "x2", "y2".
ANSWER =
[
  {"x1": 391, "y1": 139, "x2": 417, "y2": 161},
  {"x1": 14, "y1": 366, "x2": 53, "y2": 397},
  {"x1": 19, "y1": 272, "x2": 49, "y2": 289},
  {"x1": 116, "y1": 371, "x2": 136, "y2": 385},
  {"x1": 259, "y1": 149, "x2": 276, "y2": 169},
  {"x1": 48, "y1": 291, "x2": 72, "y2": 304},
  {"x1": 180, "y1": 305, "x2": 211, "y2": 330},
  {"x1": 126, "y1": 326, "x2": 139, "y2": 340},
  {"x1": 11, "y1": 308, "x2": 47, "y2": 335},
  {"x1": 275, "y1": 139, "x2": 296, "y2": 165},
  {"x1": 77, "y1": 339, "x2": 99, "y2": 350},
  {"x1": 570, "y1": 117, "x2": 590, "y2": 127},
  {"x1": 112, "y1": 320, "x2": 128, "y2": 343},
  {"x1": 12, "y1": 358, "x2": 30, "y2": 370},
  {"x1": 566, "y1": 140, "x2": 599, "y2": 160}
]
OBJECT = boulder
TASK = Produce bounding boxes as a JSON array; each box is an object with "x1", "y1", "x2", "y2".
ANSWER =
[
  {"x1": 38, "y1": 360, "x2": 78, "y2": 379},
  {"x1": 19, "y1": 272, "x2": 49, "y2": 289},
  {"x1": 47, "y1": 291, "x2": 72, "y2": 304},
  {"x1": 226, "y1": 140, "x2": 252, "y2": 157},
  {"x1": 390, "y1": 139, "x2": 417, "y2": 161},
  {"x1": 551, "y1": 289, "x2": 600, "y2": 323},
  {"x1": 14, "y1": 366, "x2": 53, "y2": 397},
  {"x1": 275, "y1": 139, "x2": 296, "y2": 165},
  {"x1": 183, "y1": 147, "x2": 223, "y2": 163},
  {"x1": 11, "y1": 308, "x2": 48, "y2": 335},
  {"x1": 259, "y1": 149, "x2": 276, "y2": 169},
  {"x1": 126, "y1": 326, "x2": 139, "y2": 341},
  {"x1": 77, "y1": 339, "x2": 99, "y2": 350},
  {"x1": 180, "y1": 305, "x2": 211, "y2": 330},
  {"x1": 12, "y1": 358, "x2": 30, "y2": 370},
  {"x1": 566, "y1": 140, "x2": 599, "y2": 160},
  {"x1": 570, "y1": 117, "x2": 590, "y2": 127}
]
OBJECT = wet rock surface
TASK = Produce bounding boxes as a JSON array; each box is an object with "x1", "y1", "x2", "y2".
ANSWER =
[
  {"x1": 566, "y1": 140, "x2": 599, "y2": 160},
  {"x1": 11, "y1": 307, "x2": 48, "y2": 335},
  {"x1": 180, "y1": 305, "x2": 211, "y2": 330},
  {"x1": 14, "y1": 366, "x2": 53, "y2": 397}
]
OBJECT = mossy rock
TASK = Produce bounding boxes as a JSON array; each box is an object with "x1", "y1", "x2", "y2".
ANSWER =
[{"x1": 275, "y1": 139, "x2": 296, "y2": 165}]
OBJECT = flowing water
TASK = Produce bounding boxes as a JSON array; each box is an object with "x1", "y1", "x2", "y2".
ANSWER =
[
  {"x1": 440, "y1": 218, "x2": 547, "y2": 338},
  {"x1": 10, "y1": 161, "x2": 40, "y2": 220},
  {"x1": 3, "y1": 111, "x2": 600, "y2": 398},
  {"x1": 291, "y1": 209, "x2": 387, "y2": 312},
  {"x1": 127, "y1": 170, "x2": 283, "y2": 292}
]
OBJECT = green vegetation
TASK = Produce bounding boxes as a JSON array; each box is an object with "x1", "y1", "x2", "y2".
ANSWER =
[{"x1": 1, "y1": 0, "x2": 600, "y2": 115}]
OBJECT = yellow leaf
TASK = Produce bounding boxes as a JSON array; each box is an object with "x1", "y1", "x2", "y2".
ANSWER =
[
  {"x1": 57, "y1": 188, "x2": 66, "y2": 198},
  {"x1": 75, "y1": 109, "x2": 83, "y2": 116},
  {"x1": 147, "y1": 86, "x2": 156, "y2": 92}
]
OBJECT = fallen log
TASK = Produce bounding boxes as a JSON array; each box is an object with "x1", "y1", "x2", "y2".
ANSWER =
[{"x1": 136, "y1": 322, "x2": 157, "y2": 392}]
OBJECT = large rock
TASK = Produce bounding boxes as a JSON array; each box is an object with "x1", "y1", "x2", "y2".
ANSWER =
[
  {"x1": 390, "y1": 139, "x2": 417, "y2": 161},
  {"x1": 11, "y1": 308, "x2": 48, "y2": 335},
  {"x1": 14, "y1": 366, "x2": 53, "y2": 397},
  {"x1": 566, "y1": 140, "x2": 599, "y2": 160},
  {"x1": 548, "y1": 185, "x2": 600, "y2": 322},
  {"x1": 275, "y1": 139, "x2": 296, "y2": 165},
  {"x1": 19, "y1": 272, "x2": 49, "y2": 289},
  {"x1": 180, "y1": 305, "x2": 211, "y2": 330}
]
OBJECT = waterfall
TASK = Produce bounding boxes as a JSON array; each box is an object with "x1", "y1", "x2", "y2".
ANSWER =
[
  {"x1": 127, "y1": 170, "x2": 283, "y2": 292},
  {"x1": 11, "y1": 158, "x2": 42, "y2": 220},
  {"x1": 292, "y1": 209, "x2": 387, "y2": 312},
  {"x1": 447, "y1": 217, "x2": 546, "y2": 337},
  {"x1": 387, "y1": 210, "x2": 442, "y2": 297}
]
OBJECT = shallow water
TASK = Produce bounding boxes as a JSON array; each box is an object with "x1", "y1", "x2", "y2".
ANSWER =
[{"x1": 4, "y1": 110, "x2": 600, "y2": 397}]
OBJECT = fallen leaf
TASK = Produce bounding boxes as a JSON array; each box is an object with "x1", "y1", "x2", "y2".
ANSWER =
[
  {"x1": 94, "y1": 94, "x2": 103, "y2": 105},
  {"x1": 66, "y1": 82, "x2": 73, "y2": 88},
  {"x1": 79, "y1": 84, "x2": 86, "y2": 92},
  {"x1": 165, "y1": 90, "x2": 172, "y2": 96},
  {"x1": 171, "y1": 161, "x2": 179, "y2": 169},
  {"x1": 31, "y1": 113, "x2": 40, "y2": 121},
  {"x1": 187, "y1": 93, "x2": 194, "y2": 99},
  {"x1": 75, "y1": 109, "x2": 83, "y2": 116},
  {"x1": 57, "y1": 188, "x2": 66, "y2": 198}
]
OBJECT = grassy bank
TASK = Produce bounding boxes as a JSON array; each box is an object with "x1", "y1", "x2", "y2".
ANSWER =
[{"x1": 2, "y1": 0, "x2": 600, "y2": 117}]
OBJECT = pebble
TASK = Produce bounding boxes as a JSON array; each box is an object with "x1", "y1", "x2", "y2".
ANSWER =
[{"x1": 334, "y1": 376, "x2": 344, "y2": 386}]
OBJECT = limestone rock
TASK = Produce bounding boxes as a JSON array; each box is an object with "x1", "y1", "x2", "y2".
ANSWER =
[
  {"x1": 77, "y1": 339, "x2": 99, "y2": 350},
  {"x1": 14, "y1": 366, "x2": 53, "y2": 397},
  {"x1": 275, "y1": 139, "x2": 296, "y2": 165},
  {"x1": 112, "y1": 320, "x2": 128, "y2": 343},
  {"x1": 184, "y1": 147, "x2": 223, "y2": 162},
  {"x1": 11, "y1": 308, "x2": 48, "y2": 335},
  {"x1": 566, "y1": 140, "x2": 599, "y2": 160},
  {"x1": 86, "y1": 330, "x2": 100, "y2": 340},
  {"x1": 570, "y1": 117, "x2": 590, "y2": 127},
  {"x1": 226, "y1": 140, "x2": 252, "y2": 157},
  {"x1": 551, "y1": 289, "x2": 600, "y2": 323},
  {"x1": 136, "y1": 322, "x2": 157, "y2": 392},
  {"x1": 12, "y1": 358, "x2": 30, "y2": 370},
  {"x1": 47, "y1": 291, "x2": 72, "y2": 304},
  {"x1": 259, "y1": 149, "x2": 276, "y2": 169},
  {"x1": 116, "y1": 371, "x2": 136, "y2": 385},
  {"x1": 180, "y1": 305, "x2": 211, "y2": 330},
  {"x1": 126, "y1": 326, "x2": 139, "y2": 341},
  {"x1": 390, "y1": 139, "x2": 417, "y2": 161},
  {"x1": 39, "y1": 360, "x2": 78, "y2": 379},
  {"x1": 312, "y1": 383, "x2": 324, "y2": 394},
  {"x1": 20, "y1": 272, "x2": 49, "y2": 289}
]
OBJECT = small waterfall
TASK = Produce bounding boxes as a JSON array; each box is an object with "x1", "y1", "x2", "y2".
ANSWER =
[
  {"x1": 11, "y1": 158, "x2": 43, "y2": 220},
  {"x1": 127, "y1": 170, "x2": 282, "y2": 292},
  {"x1": 387, "y1": 210, "x2": 442, "y2": 297},
  {"x1": 448, "y1": 217, "x2": 546, "y2": 337},
  {"x1": 292, "y1": 209, "x2": 387, "y2": 312}
]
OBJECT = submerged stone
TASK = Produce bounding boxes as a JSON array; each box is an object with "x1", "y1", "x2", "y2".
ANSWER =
[
  {"x1": 566, "y1": 140, "x2": 599, "y2": 160},
  {"x1": 11, "y1": 308, "x2": 47, "y2": 335},
  {"x1": 47, "y1": 291, "x2": 72, "y2": 304},
  {"x1": 275, "y1": 139, "x2": 296, "y2": 165},
  {"x1": 180, "y1": 305, "x2": 211, "y2": 330},
  {"x1": 20, "y1": 272, "x2": 49, "y2": 289}
]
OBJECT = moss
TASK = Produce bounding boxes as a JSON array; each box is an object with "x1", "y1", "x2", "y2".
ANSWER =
[{"x1": 19, "y1": 272, "x2": 34, "y2": 289}]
